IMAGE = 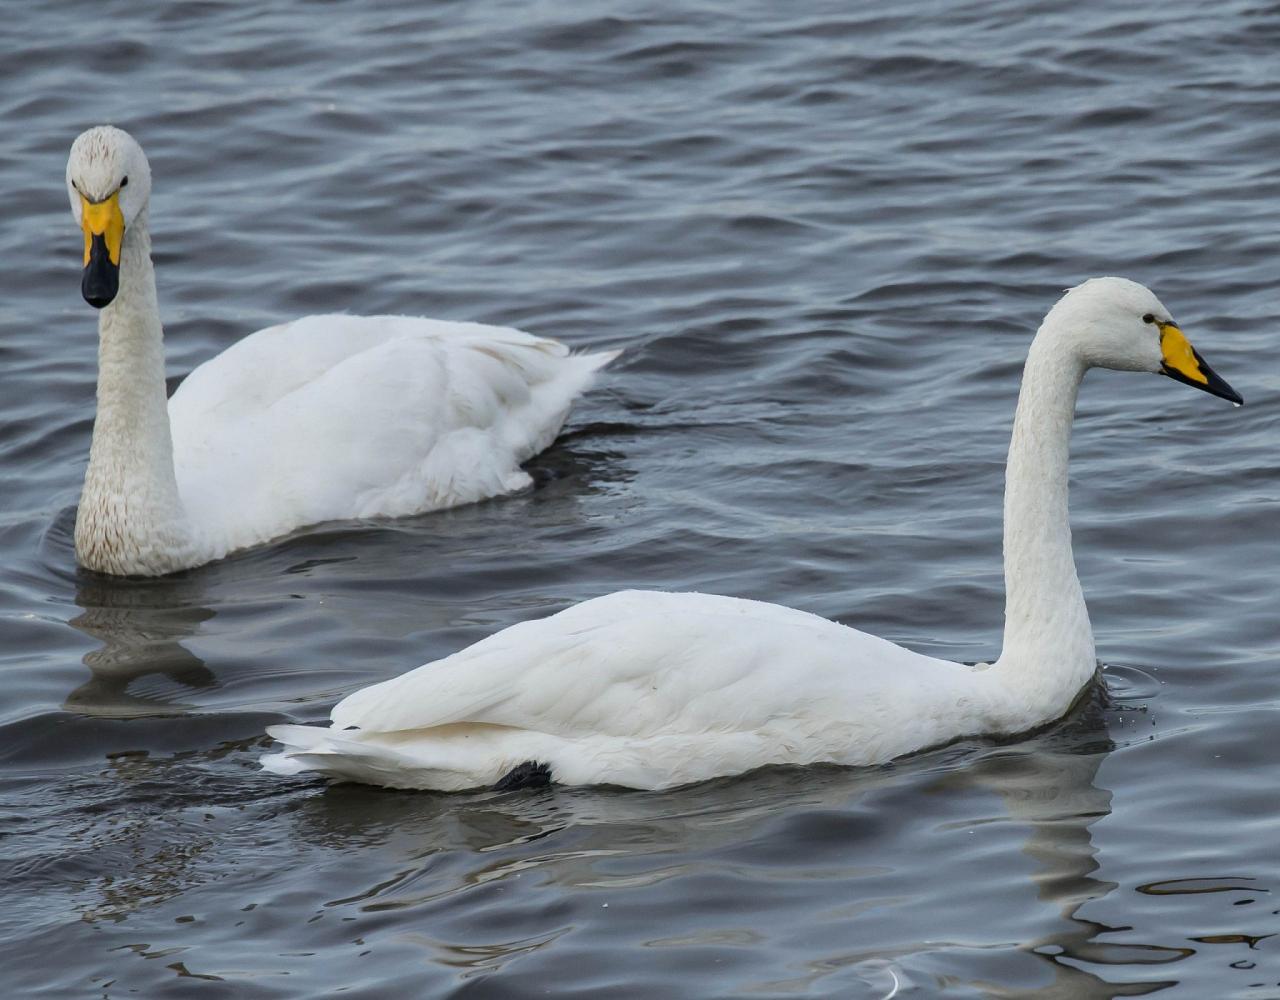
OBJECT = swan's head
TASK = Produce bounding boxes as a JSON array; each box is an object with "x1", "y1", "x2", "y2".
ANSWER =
[
  {"x1": 1046, "y1": 276, "x2": 1242, "y2": 405},
  {"x1": 67, "y1": 126, "x2": 152, "y2": 310}
]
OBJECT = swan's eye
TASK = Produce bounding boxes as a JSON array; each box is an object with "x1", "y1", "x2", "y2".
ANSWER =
[
  {"x1": 1142, "y1": 313, "x2": 1155, "y2": 324},
  {"x1": 120, "y1": 176, "x2": 129, "y2": 188}
]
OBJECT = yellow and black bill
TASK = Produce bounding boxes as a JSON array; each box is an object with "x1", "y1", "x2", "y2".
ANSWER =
[
  {"x1": 80, "y1": 191, "x2": 124, "y2": 309},
  {"x1": 1158, "y1": 322, "x2": 1243, "y2": 405}
]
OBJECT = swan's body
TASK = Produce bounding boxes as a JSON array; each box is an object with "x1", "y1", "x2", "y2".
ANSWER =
[
  {"x1": 266, "y1": 590, "x2": 1040, "y2": 790},
  {"x1": 67, "y1": 126, "x2": 615, "y2": 576},
  {"x1": 163, "y1": 315, "x2": 611, "y2": 568},
  {"x1": 264, "y1": 282, "x2": 1241, "y2": 792}
]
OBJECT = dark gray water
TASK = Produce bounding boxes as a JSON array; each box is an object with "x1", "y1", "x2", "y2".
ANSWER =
[{"x1": 2, "y1": 1, "x2": 1278, "y2": 996}]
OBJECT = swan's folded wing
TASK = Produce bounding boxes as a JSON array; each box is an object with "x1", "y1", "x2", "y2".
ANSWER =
[
  {"x1": 169, "y1": 314, "x2": 571, "y2": 428},
  {"x1": 168, "y1": 314, "x2": 615, "y2": 547},
  {"x1": 328, "y1": 590, "x2": 941, "y2": 741}
]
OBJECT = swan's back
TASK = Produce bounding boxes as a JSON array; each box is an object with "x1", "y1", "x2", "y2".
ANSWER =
[{"x1": 169, "y1": 314, "x2": 613, "y2": 556}]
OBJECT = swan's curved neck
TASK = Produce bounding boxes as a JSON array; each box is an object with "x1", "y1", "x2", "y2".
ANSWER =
[
  {"x1": 992, "y1": 328, "x2": 1095, "y2": 708},
  {"x1": 75, "y1": 209, "x2": 195, "y2": 575}
]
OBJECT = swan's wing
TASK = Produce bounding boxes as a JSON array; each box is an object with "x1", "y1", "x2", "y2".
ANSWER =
[
  {"x1": 170, "y1": 314, "x2": 574, "y2": 423},
  {"x1": 330, "y1": 590, "x2": 959, "y2": 742},
  {"x1": 168, "y1": 315, "x2": 614, "y2": 549}
]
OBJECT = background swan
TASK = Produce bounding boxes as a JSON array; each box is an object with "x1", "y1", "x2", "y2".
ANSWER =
[
  {"x1": 264, "y1": 278, "x2": 1241, "y2": 792},
  {"x1": 66, "y1": 125, "x2": 617, "y2": 576}
]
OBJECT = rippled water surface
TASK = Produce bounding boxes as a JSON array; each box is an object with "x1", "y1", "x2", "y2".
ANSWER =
[{"x1": 3, "y1": 1, "x2": 1279, "y2": 996}]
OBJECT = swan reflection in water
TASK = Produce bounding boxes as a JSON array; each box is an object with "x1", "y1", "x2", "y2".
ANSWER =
[
  {"x1": 63, "y1": 571, "x2": 216, "y2": 717},
  {"x1": 285, "y1": 690, "x2": 1174, "y2": 997},
  {"x1": 942, "y1": 701, "x2": 1172, "y2": 999}
]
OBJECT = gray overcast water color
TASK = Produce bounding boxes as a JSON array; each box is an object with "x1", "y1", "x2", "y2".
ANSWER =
[{"x1": 1, "y1": 0, "x2": 1277, "y2": 996}]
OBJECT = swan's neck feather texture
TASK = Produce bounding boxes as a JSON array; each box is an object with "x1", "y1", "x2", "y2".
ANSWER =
[
  {"x1": 75, "y1": 210, "x2": 198, "y2": 575},
  {"x1": 991, "y1": 322, "x2": 1096, "y2": 722}
]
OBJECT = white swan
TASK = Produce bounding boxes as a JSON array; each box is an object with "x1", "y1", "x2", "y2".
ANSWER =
[
  {"x1": 66, "y1": 125, "x2": 617, "y2": 576},
  {"x1": 263, "y1": 279, "x2": 1241, "y2": 792}
]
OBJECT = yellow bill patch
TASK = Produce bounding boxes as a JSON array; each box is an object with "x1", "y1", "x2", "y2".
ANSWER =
[
  {"x1": 1159, "y1": 323, "x2": 1207, "y2": 386},
  {"x1": 81, "y1": 191, "x2": 125, "y2": 266}
]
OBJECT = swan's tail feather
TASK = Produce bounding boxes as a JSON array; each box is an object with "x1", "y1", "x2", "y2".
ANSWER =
[
  {"x1": 264, "y1": 724, "x2": 430, "y2": 788},
  {"x1": 580, "y1": 348, "x2": 621, "y2": 372},
  {"x1": 261, "y1": 723, "x2": 544, "y2": 791}
]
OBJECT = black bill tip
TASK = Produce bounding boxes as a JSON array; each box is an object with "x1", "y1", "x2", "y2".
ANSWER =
[
  {"x1": 81, "y1": 232, "x2": 119, "y2": 309},
  {"x1": 1161, "y1": 348, "x2": 1243, "y2": 406}
]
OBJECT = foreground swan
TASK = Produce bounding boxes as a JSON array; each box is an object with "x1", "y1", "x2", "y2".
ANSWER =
[
  {"x1": 66, "y1": 126, "x2": 617, "y2": 576},
  {"x1": 264, "y1": 278, "x2": 1241, "y2": 791}
]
